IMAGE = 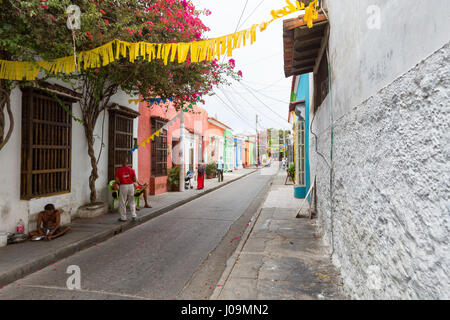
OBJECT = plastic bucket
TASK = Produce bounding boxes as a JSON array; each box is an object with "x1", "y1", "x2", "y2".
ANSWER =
[{"x1": 0, "y1": 232, "x2": 7, "y2": 247}]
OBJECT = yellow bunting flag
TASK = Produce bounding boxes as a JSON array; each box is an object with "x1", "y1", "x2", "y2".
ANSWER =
[
  {"x1": 0, "y1": 1, "x2": 318, "y2": 81},
  {"x1": 129, "y1": 99, "x2": 141, "y2": 105}
]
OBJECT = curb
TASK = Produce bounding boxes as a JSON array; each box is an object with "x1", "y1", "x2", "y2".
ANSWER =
[
  {"x1": 210, "y1": 174, "x2": 275, "y2": 300},
  {"x1": 0, "y1": 170, "x2": 257, "y2": 287}
]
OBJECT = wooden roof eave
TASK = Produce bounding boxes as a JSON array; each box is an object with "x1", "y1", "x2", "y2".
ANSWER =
[
  {"x1": 108, "y1": 103, "x2": 140, "y2": 118},
  {"x1": 283, "y1": 10, "x2": 329, "y2": 78}
]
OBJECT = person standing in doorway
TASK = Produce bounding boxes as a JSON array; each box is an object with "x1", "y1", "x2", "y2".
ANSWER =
[
  {"x1": 217, "y1": 157, "x2": 224, "y2": 182},
  {"x1": 115, "y1": 158, "x2": 138, "y2": 222}
]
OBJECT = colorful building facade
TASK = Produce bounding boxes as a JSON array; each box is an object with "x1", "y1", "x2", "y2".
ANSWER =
[
  {"x1": 138, "y1": 101, "x2": 209, "y2": 195},
  {"x1": 289, "y1": 74, "x2": 312, "y2": 199},
  {"x1": 223, "y1": 129, "x2": 234, "y2": 172},
  {"x1": 234, "y1": 136, "x2": 243, "y2": 169}
]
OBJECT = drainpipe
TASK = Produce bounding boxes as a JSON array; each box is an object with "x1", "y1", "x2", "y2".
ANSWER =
[{"x1": 179, "y1": 110, "x2": 185, "y2": 192}]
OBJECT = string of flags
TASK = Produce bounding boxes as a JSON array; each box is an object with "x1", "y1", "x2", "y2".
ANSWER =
[
  {"x1": 129, "y1": 97, "x2": 173, "y2": 105},
  {"x1": 129, "y1": 112, "x2": 183, "y2": 155},
  {"x1": 128, "y1": 96, "x2": 200, "y2": 107},
  {"x1": 0, "y1": 0, "x2": 319, "y2": 81},
  {"x1": 129, "y1": 95, "x2": 203, "y2": 154}
]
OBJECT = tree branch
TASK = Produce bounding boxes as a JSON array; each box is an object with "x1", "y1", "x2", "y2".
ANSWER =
[{"x1": 0, "y1": 87, "x2": 14, "y2": 151}]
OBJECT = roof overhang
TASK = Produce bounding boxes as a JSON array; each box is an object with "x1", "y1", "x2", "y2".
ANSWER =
[
  {"x1": 283, "y1": 9, "x2": 329, "y2": 77},
  {"x1": 108, "y1": 103, "x2": 140, "y2": 118},
  {"x1": 208, "y1": 117, "x2": 233, "y2": 131}
]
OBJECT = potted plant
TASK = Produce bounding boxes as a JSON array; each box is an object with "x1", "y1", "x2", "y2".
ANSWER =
[
  {"x1": 286, "y1": 163, "x2": 296, "y2": 185},
  {"x1": 206, "y1": 162, "x2": 217, "y2": 179},
  {"x1": 167, "y1": 166, "x2": 180, "y2": 191}
]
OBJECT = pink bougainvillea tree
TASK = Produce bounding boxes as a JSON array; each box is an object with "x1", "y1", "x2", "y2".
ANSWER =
[{"x1": 0, "y1": 0, "x2": 240, "y2": 203}]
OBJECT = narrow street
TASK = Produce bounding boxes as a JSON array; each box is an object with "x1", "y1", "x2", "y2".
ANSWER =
[
  {"x1": 0, "y1": 0, "x2": 447, "y2": 304},
  {"x1": 0, "y1": 168, "x2": 276, "y2": 300}
]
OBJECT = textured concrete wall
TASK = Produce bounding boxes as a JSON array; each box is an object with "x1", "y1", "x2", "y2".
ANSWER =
[
  {"x1": 323, "y1": 0, "x2": 450, "y2": 121},
  {"x1": 310, "y1": 43, "x2": 450, "y2": 299}
]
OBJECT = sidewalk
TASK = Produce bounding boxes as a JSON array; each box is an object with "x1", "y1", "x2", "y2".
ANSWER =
[
  {"x1": 211, "y1": 171, "x2": 346, "y2": 300},
  {"x1": 0, "y1": 168, "x2": 256, "y2": 287}
]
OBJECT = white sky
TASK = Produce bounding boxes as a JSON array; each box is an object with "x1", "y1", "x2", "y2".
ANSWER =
[{"x1": 192, "y1": 0, "x2": 297, "y2": 133}]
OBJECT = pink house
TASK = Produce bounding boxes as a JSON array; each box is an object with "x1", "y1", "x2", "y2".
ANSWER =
[{"x1": 138, "y1": 101, "x2": 209, "y2": 195}]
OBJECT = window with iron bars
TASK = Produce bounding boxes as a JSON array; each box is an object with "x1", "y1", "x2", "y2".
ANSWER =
[
  {"x1": 20, "y1": 87, "x2": 73, "y2": 199},
  {"x1": 151, "y1": 117, "x2": 168, "y2": 177}
]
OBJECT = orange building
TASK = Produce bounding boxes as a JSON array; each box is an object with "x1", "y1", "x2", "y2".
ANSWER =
[{"x1": 207, "y1": 117, "x2": 231, "y2": 164}]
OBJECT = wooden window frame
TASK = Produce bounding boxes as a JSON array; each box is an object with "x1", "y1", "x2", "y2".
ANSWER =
[
  {"x1": 20, "y1": 87, "x2": 74, "y2": 200},
  {"x1": 108, "y1": 114, "x2": 132, "y2": 181},
  {"x1": 107, "y1": 104, "x2": 139, "y2": 182},
  {"x1": 313, "y1": 24, "x2": 330, "y2": 113},
  {"x1": 151, "y1": 117, "x2": 168, "y2": 177}
]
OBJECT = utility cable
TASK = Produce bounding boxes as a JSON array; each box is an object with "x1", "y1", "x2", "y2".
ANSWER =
[
  {"x1": 241, "y1": 83, "x2": 291, "y2": 104},
  {"x1": 212, "y1": 92, "x2": 255, "y2": 130},
  {"x1": 226, "y1": 85, "x2": 286, "y2": 129},
  {"x1": 221, "y1": 0, "x2": 249, "y2": 64},
  {"x1": 239, "y1": 81, "x2": 290, "y2": 125},
  {"x1": 237, "y1": 0, "x2": 266, "y2": 30},
  {"x1": 218, "y1": 88, "x2": 254, "y2": 124}
]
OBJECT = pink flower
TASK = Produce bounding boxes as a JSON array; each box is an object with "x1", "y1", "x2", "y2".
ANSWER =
[
  {"x1": 237, "y1": 70, "x2": 243, "y2": 77},
  {"x1": 40, "y1": 4, "x2": 48, "y2": 10},
  {"x1": 228, "y1": 59, "x2": 235, "y2": 68}
]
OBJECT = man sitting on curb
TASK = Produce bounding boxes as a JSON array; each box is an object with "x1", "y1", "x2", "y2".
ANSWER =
[{"x1": 29, "y1": 204, "x2": 70, "y2": 241}]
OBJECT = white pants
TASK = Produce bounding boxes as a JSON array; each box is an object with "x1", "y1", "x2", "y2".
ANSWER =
[{"x1": 119, "y1": 184, "x2": 136, "y2": 220}]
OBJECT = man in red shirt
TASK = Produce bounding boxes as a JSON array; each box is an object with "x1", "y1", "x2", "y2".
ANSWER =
[{"x1": 115, "y1": 158, "x2": 138, "y2": 222}]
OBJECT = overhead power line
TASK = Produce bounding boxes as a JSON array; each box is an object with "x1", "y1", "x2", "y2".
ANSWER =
[
  {"x1": 221, "y1": 87, "x2": 269, "y2": 131},
  {"x1": 221, "y1": 0, "x2": 249, "y2": 64},
  {"x1": 212, "y1": 92, "x2": 255, "y2": 130},
  {"x1": 237, "y1": 0, "x2": 266, "y2": 30},
  {"x1": 242, "y1": 84, "x2": 291, "y2": 104},
  {"x1": 239, "y1": 81, "x2": 290, "y2": 125},
  {"x1": 225, "y1": 85, "x2": 286, "y2": 129}
]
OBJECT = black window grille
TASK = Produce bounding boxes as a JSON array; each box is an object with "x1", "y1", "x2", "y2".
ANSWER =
[
  {"x1": 151, "y1": 117, "x2": 168, "y2": 177},
  {"x1": 20, "y1": 88, "x2": 72, "y2": 199}
]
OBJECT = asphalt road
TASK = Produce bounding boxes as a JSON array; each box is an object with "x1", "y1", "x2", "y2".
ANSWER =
[{"x1": 0, "y1": 168, "x2": 276, "y2": 300}]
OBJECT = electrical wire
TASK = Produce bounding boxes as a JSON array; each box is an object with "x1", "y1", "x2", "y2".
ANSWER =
[
  {"x1": 237, "y1": 0, "x2": 266, "y2": 30},
  {"x1": 240, "y1": 84, "x2": 291, "y2": 104},
  {"x1": 242, "y1": 77, "x2": 287, "y2": 90},
  {"x1": 212, "y1": 92, "x2": 255, "y2": 130},
  {"x1": 218, "y1": 88, "x2": 253, "y2": 124},
  {"x1": 221, "y1": 0, "x2": 249, "y2": 64},
  {"x1": 223, "y1": 86, "x2": 277, "y2": 130},
  {"x1": 239, "y1": 81, "x2": 290, "y2": 125},
  {"x1": 226, "y1": 85, "x2": 286, "y2": 129}
]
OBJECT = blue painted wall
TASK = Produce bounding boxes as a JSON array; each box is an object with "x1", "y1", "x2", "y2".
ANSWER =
[
  {"x1": 294, "y1": 74, "x2": 311, "y2": 200},
  {"x1": 234, "y1": 138, "x2": 242, "y2": 168}
]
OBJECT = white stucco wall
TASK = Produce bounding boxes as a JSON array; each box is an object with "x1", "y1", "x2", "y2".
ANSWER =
[
  {"x1": 0, "y1": 84, "x2": 138, "y2": 234},
  {"x1": 309, "y1": 0, "x2": 450, "y2": 299},
  {"x1": 0, "y1": 89, "x2": 29, "y2": 234}
]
